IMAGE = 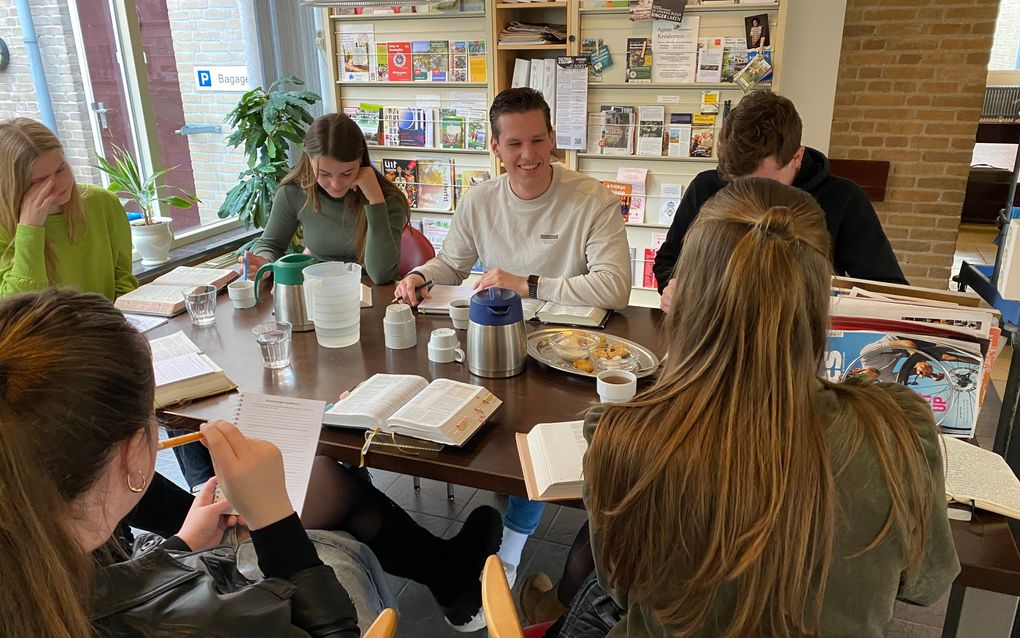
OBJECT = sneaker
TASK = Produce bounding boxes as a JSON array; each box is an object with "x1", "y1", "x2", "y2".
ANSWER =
[{"x1": 445, "y1": 609, "x2": 487, "y2": 633}]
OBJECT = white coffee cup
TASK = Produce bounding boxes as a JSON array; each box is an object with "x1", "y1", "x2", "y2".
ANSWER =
[
  {"x1": 227, "y1": 280, "x2": 256, "y2": 309},
  {"x1": 428, "y1": 328, "x2": 463, "y2": 363},
  {"x1": 596, "y1": 370, "x2": 637, "y2": 404},
  {"x1": 449, "y1": 298, "x2": 470, "y2": 330}
]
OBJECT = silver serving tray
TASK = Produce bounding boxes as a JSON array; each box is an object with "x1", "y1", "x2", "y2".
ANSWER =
[{"x1": 527, "y1": 328, "x2": 660, "y2": 379}]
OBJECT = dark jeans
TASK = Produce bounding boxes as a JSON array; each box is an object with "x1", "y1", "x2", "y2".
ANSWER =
[
  {"x1": 167, "y1": 428, "x2": 215, "y2": 488},
  {"x1": 545, "y1": 572, "x2": 623, "y2": 638}
]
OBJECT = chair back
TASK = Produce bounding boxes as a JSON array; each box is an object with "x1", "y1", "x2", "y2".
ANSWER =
[
  {"x1": 363, "y1": 608, "x2": 397, "y2": 638},
  {"x1": 482, "y1": 554, "x2": 525, "y2": 638},
  {"x1": 398, "y1": 223, "x2": 437, "y2": 278}
]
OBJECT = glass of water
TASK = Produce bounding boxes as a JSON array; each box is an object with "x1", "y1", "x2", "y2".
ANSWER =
[
  {"x1": 182, "y1": 285, "x2": 217, "y2": 326},
  {"x1": 252, "y1": 321, "x2": 292, "y2": 369}
]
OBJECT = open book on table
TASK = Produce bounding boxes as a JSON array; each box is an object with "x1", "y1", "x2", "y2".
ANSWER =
[
  {"x1": 516, "y1": 420, "x2": 587, "y2": 501},
  {"x1": 115, "y1": 266, "x2": 239, "y2": 317},
  {"x1": 941, "y1": 434, "x2": 1020, "y2": 519},
  {"x1": 416, "y1": 284, "x2": 477, "y2": 314},
  {"x1": 522, "y1": 299, "x2": 611, "y2": 329},
  {"x1": 150, "y1": 331, "x2": 236, "y2": 409},
  {"x1": 323, "y1": 373, "x2": 501, "y2": 446}
]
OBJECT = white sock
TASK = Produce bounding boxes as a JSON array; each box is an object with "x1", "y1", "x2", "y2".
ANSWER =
[{"x1": 497, "y1": 527, "x2": 529, "y2": 568}]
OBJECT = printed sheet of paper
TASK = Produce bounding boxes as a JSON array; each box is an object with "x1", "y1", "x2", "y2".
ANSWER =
[
  {"x1": 659, "y1": 183, "x2": 683, "y2": 225},
  {"x1": 616, "y1": 167, "x2": 649, "y2": 224},
  {"x1": 554, "y1": 57, "x2": 590, "y2": 150},
  {"x1": 652, "y1": 17, "x2": 699, "y2": 83},
  {"x1": 234, "y1": 393, "x2": 326, "y2": 516}
]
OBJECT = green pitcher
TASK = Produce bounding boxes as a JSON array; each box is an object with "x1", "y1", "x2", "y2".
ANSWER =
[{"x1": 253, "y1": 253, "x2": 316, "y2": 331}]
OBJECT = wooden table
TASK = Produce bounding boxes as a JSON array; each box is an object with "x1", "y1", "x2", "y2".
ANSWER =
[
  {"x1": 152, "y1": 284, "x2": 1020, "y2": 630},
  {"x1": 154, "y1": 283, "x2": 666, "y2": 496}
]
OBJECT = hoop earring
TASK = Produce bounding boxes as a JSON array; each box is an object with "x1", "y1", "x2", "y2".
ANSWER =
[{"x1": 126, "y1": 470, "x2": 147, "y2": 493}]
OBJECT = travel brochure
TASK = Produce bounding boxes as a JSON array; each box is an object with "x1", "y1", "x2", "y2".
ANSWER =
[
  {"x1": 338, "y1": 26, "x2": 487, "y2": 84},
  {"x1": 381, "y1": 157, "x2": 490, "y2": 212}
]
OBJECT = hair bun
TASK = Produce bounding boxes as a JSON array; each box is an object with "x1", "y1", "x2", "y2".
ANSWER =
[{"x1": 754, "y1": 206, "x2": 798, "y2": 241}]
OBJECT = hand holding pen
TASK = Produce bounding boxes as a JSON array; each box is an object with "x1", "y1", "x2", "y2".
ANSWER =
[{"x1": 392, "y1": 273, "x2": 434, "y2": 306}]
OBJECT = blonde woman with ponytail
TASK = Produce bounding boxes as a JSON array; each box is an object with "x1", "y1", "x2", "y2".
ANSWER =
[
  {"x1": 0, "y1": 118, "x2": 137, "y2": 300},
  {"x1": 574, "y1": 178, "x2": 958, "y2": 638},
  {"x1": 245, "y1": 112, "x2": 410, "y2": 284}
]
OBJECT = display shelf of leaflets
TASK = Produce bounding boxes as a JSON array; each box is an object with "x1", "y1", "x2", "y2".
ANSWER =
[
  {"x1": 576, "y1": 0, "x2": 785, "y2": 307},
  {"x1": 325, "y1": 1, "x2": 497, "y2": 227}
]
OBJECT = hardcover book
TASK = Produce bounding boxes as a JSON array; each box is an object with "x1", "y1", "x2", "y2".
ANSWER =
[{"x1": 115, "y1": 267, "x2": 238, "y2": 317}]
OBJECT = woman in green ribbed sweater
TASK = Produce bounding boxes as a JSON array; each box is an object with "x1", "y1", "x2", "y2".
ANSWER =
[
  {"x1": 245, "y1": 113, "x2": 410, "y2": 284},
  {"x1": 0, "y1": 118, "x2": 137, "y2": 300},
  {"x1": 576, "y1": 178, "x2": 959, "y2": 638}
]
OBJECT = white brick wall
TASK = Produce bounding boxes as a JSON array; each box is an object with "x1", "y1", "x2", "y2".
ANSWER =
[{"x1": 0, "y1": 0, "x2": 101, "y2": 183}]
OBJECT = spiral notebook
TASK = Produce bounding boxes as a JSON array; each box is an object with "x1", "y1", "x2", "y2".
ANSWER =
[{"x1": 231, "y1": 393, "x2": 326, "y2": 516}]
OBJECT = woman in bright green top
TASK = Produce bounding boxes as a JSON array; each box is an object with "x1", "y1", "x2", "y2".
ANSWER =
[
  {"x1": 576, "y1": 178, "x2": 958, "y2": 638},
  {"x1": 245, "y1": 113, "x2": 410, "y2": 284},
  {"x1": 0, "y1": 118, "x2": 137, "y2": 301}
]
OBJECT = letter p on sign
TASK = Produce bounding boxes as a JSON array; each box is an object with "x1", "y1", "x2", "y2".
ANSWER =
[{"x1": 197, "y1": 70, "x2": 212, "y2": 87}]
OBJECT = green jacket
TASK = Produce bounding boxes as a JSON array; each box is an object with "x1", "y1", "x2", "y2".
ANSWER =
[
  {"x1": 0, "y1": 184, "x2": 137, "y2": 301},
  {"x1": 583, "y1": 382, "x2": 960, "y2": 637},
  {"x1": 251, "y1": 184, "x2": 407, "y2": 284}
]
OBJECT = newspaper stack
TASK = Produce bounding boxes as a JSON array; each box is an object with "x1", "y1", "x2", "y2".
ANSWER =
[{"x1": 499, "y1": 22, "x2": 567, "y2": 46}]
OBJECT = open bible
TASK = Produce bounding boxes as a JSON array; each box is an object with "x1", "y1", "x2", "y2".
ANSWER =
[
  {"x1": 941, "y1": 434, "x2": 1020, "y2": 519},
  {"x1": 323, "y1": 374, "x2": 501, "y2": 446},
  {"x1": 150, "y1": 331, "x2": 236, "y2": 409},
  {"x1": 115, "y1": 266, "x2": 239, "y2": 317},
  {"x1": 516, "y1": 420, "x2": 587, "y2": 501}
]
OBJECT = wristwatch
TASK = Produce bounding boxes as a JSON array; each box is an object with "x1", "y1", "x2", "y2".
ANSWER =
[{"x1": 527, "y1": 274, "x2": 540, "y2": 299}]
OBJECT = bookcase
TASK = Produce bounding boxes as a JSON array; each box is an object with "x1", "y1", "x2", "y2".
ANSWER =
[{"x1": 325, "y1": 1, "x2": 787, "y2": 307}]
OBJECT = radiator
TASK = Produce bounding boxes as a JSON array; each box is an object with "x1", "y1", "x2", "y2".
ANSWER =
[{"x1": 982, "y1": 86, "x2": 1020, "y2": 120}]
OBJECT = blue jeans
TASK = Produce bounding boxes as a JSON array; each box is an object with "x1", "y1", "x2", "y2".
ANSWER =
[{"x1": 504, "y1": 495, "x2": 545, "y2": 535}]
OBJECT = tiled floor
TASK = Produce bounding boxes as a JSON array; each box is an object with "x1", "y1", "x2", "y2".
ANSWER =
[{"x1": 152, "y1": 227, "x2": 1015, "y2": 636}]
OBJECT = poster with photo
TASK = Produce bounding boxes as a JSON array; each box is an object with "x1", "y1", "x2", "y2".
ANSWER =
[{"x1": 744, "y1": 14, "x2": 769, "y2": 49}]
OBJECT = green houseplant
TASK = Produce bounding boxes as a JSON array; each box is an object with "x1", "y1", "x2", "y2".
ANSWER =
[
  {"x1": 94, "y1": 146, "x2": 199, "y2": 266},
  {"x1": 217, "y1": 75, "x2": 320, "y2": 231}
]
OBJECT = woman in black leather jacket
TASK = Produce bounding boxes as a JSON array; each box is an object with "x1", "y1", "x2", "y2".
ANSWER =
[{"x1": 0, "y1": 289, "x2": 359, "y2": 638}]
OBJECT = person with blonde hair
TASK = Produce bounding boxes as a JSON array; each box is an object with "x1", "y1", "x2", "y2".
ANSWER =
[
  {"x1": 244, "y1": 112, "x2": 410, "y2": 284},
  {"x1": 0, "y1": 117, "x2": 137, "y2": 299},
  {"x1": 534, "y1": 178, "x2": 958, "y2": 638}
]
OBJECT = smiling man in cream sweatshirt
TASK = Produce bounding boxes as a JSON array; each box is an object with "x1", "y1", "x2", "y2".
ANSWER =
[{"x1": 394, "y1": 87, "x2": 631, "y2": 311}]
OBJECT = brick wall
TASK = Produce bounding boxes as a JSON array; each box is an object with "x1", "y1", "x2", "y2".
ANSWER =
[
  {"x1": 165, "y1": 0, "x2": 251, "y2": 226},
  {"x1": 0, "y1": 1, "x2": 101, "y2": 184},
  {"x1": 829, "y1": 0, "x2": 999, "y2": 289}
]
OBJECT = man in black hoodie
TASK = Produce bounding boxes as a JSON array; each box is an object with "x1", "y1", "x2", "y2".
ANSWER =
[{"x1": 653, "y1": 91, "x2": 907, "y2": 310}]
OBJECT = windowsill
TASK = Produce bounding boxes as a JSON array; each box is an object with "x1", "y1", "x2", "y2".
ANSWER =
[{"x1": 133, "y1": 225, "x2": 262, "y2": 283}]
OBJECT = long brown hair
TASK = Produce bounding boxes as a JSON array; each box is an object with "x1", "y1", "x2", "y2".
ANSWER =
[
  {"x1": 280, "y1": 113, "x2": 409, "y2": 262},
  {"x1": 0, "y1": 118, "x2": 88, "y2": 276},
  {"x1": 585, "y1": 178, "x2": 934, "y2": 636},
  {"x1": 0, "y1": 289, "x2": 155, "y2": 638}
]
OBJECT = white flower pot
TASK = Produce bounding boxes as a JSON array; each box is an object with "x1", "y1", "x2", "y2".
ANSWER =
[{"x1": 131, "y1": 217, "x2": 174, "y2": 266}]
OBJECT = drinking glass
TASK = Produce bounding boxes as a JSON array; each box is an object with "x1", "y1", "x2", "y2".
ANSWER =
[
  {"x1": 252, "y1": 321, "x2": 293, "y2": 369},
  {"x1": 182, "y1": 285, "x2": 217, "y2": 326}
]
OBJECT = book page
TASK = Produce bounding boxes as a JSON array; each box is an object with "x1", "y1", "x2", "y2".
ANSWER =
[
  {"x1": 326, "y1": 374, "x2": 429, "y2": 428},
  {"x1": 417, "y1": 284, "x2": 477, "y2": 314},
  {"x1": 153, "y1": 353, "x2": 215, "y2": 387},
  {"x1": 522, "y1": 298, "x2": 544, "y2": 322},
  {"x1": 528, "y1": 421, "x2": 587, "y2": 495},
  {"x1": 149, "y1": 331, "x2": 202, "y2": 361},
  {"x1": 123, "y1": 313, "x2": 168, "y2": 333},
  {"x1": 117, "y1": 284, "x2": 187, "y2": 304},
  {"x1": 389, "y1": 378, "x2": 480, "y2": 429},
  {"x1": 234, "y1": 393, "x2": 325, "y2": 517},
  {"x1": 941, "y1": 434, "x2": 1020, "y2": 518},
  {"x1": 538, "y1": 303, "x2": 598, "y2": 319},
  {"x1": 155, "y1": 266, "x2": 236, "y2": 287}
]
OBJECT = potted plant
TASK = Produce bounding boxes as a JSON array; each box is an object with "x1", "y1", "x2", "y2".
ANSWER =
[
  {"x1": 94, "y1": 146, "x2": 199, "y2": 266},
  {"x1": 217, "y1": 75, "x2": 320, "y2": 234}
]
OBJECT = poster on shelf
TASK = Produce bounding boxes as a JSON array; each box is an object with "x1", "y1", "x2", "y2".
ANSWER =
[
  {"x1": 659, "y1": 183, "x2": 683, "y2": 224},
  {"x1": 651, "y1": 0, "x2": 687, "y2": 23},
  {"x1": 554, "y1": 56, "x2": 590, "y2": 150},
  {"x1": 651, "y1": 17, "x2": 698, "y2": 83},
  {"x1": 339, "y1": 24, "x2": 375, "y2": 82}
]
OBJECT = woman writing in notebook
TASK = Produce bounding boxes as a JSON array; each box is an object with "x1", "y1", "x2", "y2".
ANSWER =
[
  {"x1": 244, "y1": 112, "x2": 410, "y2": 284},
  {"x1": 0, "y1": 117, "x2": 137, "y2": 300},
  {"x1": 533, "y1": 179, "x2": 960, "y2": 637}
]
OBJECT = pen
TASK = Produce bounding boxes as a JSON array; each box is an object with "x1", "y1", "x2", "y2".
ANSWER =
[
  {"x1": 242, "y1": 252, "x2": 249, "y2": 281},
  {"x1": 158, "y1": 431, "x2": 206, "y2": 450}
]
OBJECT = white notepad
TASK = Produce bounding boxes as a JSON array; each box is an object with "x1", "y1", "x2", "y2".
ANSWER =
[{"x1": 233, "y1": 393, "x2": 326, "y2": 516}]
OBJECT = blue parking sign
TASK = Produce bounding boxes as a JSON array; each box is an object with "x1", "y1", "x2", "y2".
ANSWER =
[{"x1": 197, "y1": 70, "x2": 212, "y2": 87}]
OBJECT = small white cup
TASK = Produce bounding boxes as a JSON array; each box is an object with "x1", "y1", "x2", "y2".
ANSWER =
[
  {"x1": 429, "y1": 327, "x2": 460, "y2": 349},
  {"x1": 384, "y1": 303, "x2": 417, "y2": 349},
  {"x1": 228, "y1": 280, "x2": 256, "y2": 309},
  {"x1": 596, "y1": 370, "x2": 637, "y2": 404},
  {"x1": 386, "y1": 303, "x2": 415, "y2": 323},
  {"x1": 428, "y1": 343, "x2": 465, "y2": 363},
  {"x1": 449, "y1": 298, "x2": 471, "y2": 330}
]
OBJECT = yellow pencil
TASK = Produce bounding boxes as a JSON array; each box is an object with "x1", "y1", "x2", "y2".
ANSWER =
[{"x1": 158, "y1": 431, "x2": 206, "y2": 450}]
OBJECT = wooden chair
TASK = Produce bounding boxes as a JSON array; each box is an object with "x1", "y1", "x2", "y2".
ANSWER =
[
  {"x1": 363, "y1": 608, "x2": 397, "y2": 638},
  {"x1": 483, "y1": 554, "x2": 525, "y2": 638}
]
